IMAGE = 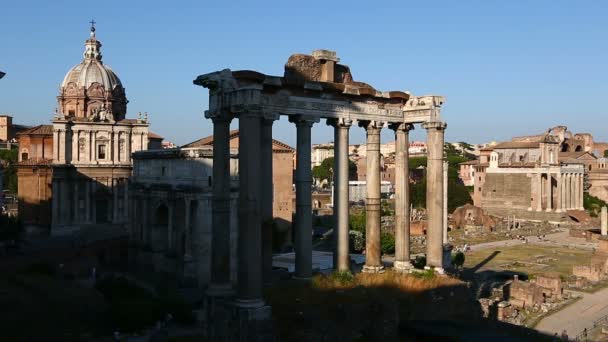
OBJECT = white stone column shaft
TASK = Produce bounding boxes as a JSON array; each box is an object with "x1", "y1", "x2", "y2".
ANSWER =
[
  {"x1": 555, "y1": 173, "x2": 562, "y2": 213},
  {"x1": 391, "y1": 123, "x2": 413, "y2": 271},
  {"x1": 423, "y1": 121, "x2": 447, "y2": 270},
  {"x1": 359, "y1": 120, "x2": 384, "y2": 273},
  {"x1": 261, "y1": 115, "x2": 277, "y2": 283},
  {"x1": 536, "y1": 173, "x2": 543, "y2": 212},
  {"x1": 292, "y1": 115, "x2": 317, "y2": 279},
  {"x1": 546, "y1": 173, "x2": 553, "y2": 212},
  {"x1": 443, "y1": 160, "x2": 448, "y2": 244},
  {"x1": 330, "y1": 118, "x2": 352, "y2": 272},
  {"x1": 236, "y1": 110, "x2": 264, "y2": 306},
  {"x1": 208, "y1": 114, "x2": 233, "y2": 295}
]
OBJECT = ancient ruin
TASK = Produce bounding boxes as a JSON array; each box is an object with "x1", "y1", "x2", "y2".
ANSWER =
[{"x1": 193, "y1": 49, "x2": 447, "y2": 339}]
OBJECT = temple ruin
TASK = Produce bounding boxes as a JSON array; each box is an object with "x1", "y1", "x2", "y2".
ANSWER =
[{"x1": 193, "y1": 49, "x2": 447, "y2": 340}]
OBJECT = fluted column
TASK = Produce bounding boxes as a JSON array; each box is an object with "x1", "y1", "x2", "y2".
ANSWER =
[
  {"x1": 545, "y1": 173, "x2": 553, "y2": 212},
  {"x1": 236, "y1": 108, "x2": 264, "y2": 307},
  {"x1": 290, "y1": 115, "x2": 318, "y2": 280},
  {"x1": 329, "y1": 118, "x2": 353, "y2": 272},
  {"x1": 423, "y1": 121, "x2": 447, "y2": 271},
  {"x1": 536, "y1": 173, "x2": 543, "y2": 211},
  {"x1": 391, "y1": 123, "x2": 414, "y2": 271},
  {"x1": 261, "y1": 113, "x2": 278, "y2": 284},
  {"x1": 207, "y1": 113, "x2": 233, "y2": 296},
  {"x1": 360, "y1": 120, "x2": 384, "y2": 273}
]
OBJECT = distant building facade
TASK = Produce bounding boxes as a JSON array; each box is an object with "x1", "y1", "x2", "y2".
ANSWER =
[{"x1": 129, "y1": 147, "x2": 239, "y2": 288}]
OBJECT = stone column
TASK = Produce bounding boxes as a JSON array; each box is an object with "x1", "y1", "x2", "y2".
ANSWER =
[
  {"x1": 360, "y1": 120, "x2": 384, "y2": 273},
  {"x1": 184, "y1": 197, "x2": 192, "y2": 259},
  {"x1": 391, "y1": 123, "x2": 413, "y2": 271},
  {"x1": 261, "y1": 114, "x2": 278, "y2": 284},
  {"x1": 536, "y1": 173, "x2": 543, "y2": 211},
  {"x1": 167, "y1": 199, "x2": 174, "y2": 252},
  {"x1": 573, "y1": 173, "x2": 580, "y2": 210},
  {"x1": 60, "y1": 179, "x2": 70, "y2": 225},
  {"x1": 423, "y1": 121, "x2": 447, "y2": 272},
  {"x1": 555, "y1": 173, "x2": 562, "y2": 213},
  {"x1": 602, "y1": 206, "x2": 608, "y2": 236},
  {"x1": 545, "y1": 173, "x2": 553, "y2": 212},
  {"x1": 443, "y1": 160, "x2": 449, "y2": 244},
  {"x1": 579, "y1": 173, "x2": 585, "y2": 210},
  {"x1": 329, "y1": 118, "x2": 353, "y2": 272},
  {"x1": 207, "y1": 113, "x2": 233, "y2": 296},
  {"x1": 236, "y1": 108, "x2": 264, "y2": 307},
  {"x1": 290, "y1": 115, "x2": 318, "y2": 279}
]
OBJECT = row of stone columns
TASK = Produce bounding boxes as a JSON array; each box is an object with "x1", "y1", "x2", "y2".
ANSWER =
[
  {"x1": 206, "y1": 108, "x2": 448, "y2": 307},
  {"x1": 532, "y1": 172, "x2": 584, "y2": 212}
]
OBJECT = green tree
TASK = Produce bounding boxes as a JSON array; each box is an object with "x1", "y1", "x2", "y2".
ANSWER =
[
  {"x1": 0, "y1": 148, "x2": 18, "y2": 193},
  {"x1": 452, "y1": 251, "x2": 465, "y2": 270},
  {"x1": 312, "y1": 157, "x2": 357, "y2": 185}
]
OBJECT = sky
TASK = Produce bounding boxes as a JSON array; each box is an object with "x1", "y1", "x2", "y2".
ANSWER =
[{"x1": 1, "y1": 0, "x2": 607, "y2": 147}]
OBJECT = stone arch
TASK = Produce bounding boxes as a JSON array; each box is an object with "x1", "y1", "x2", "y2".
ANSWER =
[
  {"x1": 575, "y1": 145, "x2": 583, "y2": 152},
  {"x1": 561, "y1": 143, "x2": 570, "y2": 152}
]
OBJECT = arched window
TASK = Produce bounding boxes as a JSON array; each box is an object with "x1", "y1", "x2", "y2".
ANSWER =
[
  {"x1": 575, "y1": 145, "x2": 583, "y2": 152},
  {"x1": 21, "y1": 152, "x2": 29, "y2": 161}
]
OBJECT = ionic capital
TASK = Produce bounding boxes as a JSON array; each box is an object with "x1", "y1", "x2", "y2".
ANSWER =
[
  {"x1": 388, "y1": 122, "x2": 415, "y2": 132},
  {"x1": 261, "y1": 112, "x2": 280, "y2": 124},
  {"x1": 326, "y1": 117, "x2": 353, "y2": 128},
  {"x1": 289, "y1": 114, "x2": 319, "y2": 127},
  {"x1": 422, "y1": 121, "x2": 447, "y2": 131},
  {"x1": 358, "y1": 120, "x2": 384, "y2": 131},
  {"x1": 205, "y1": 110, "x2": 233, "y2": 124}
]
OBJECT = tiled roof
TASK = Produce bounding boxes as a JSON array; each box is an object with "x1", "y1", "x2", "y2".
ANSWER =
[
  {"x1": 183, "y1": 129, "x2": 295, "y2": 152},
  {"x1": 148, "y1": 131, "x2": 163, "y2": 139},
  {"x1": 492, "y1": 141, "x2": 540, "y2": 149},
  {"x1": 559, "y1": 151, "x2": 595, "y2": 160},
  {"x1": 17, "y1": 125, "x2": 53, "y2": 136}
]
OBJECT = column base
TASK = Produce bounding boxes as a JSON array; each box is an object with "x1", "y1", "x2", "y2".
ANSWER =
[
  {"x1": 527, "y1": 207, "x2": 533, "y2": 211},
  {"x1": 555, "y1": 209, "x2": 562, "y2": 213},
  {"x1": 362, "y1": 265, "x2": 385, "y2": 273},
  {"x1": 207, "y1": 297, "x2": 273, "y2": 342},
  {"x1": 545, "y1": 208, "x2": 553, "y2": 212},
  {"x1": 206, "y1": 283, "x2": 234, "y2": 297},
  {"x1": 393, "y1": 260, "x2": 413, "y2": 272}
]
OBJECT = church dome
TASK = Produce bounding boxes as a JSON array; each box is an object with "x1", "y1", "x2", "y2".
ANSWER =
[
  {"x1": 57, "y1": 23, "x2": 128, "y2": 121},
  {"x1": 61, "y1": 59, "x2": 122, "y2": 91}
]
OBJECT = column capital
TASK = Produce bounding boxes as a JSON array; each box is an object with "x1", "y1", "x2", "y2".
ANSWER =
[
  {"x1": 422, "y1": 121, "x2": 447, "y2": 131},
  {"x1": 289, "y1": 114, "x2": 319, "y2": 127},
  {"x1": 326, "y1": 117, "x2": 353, "y2": 128},
  {"x1": 261, "y1": 112, "x2": 280, "y2": 124},
  {"x1": 388, "y1": 122, "x2": 415, "y2": 132},
  {"x1": 358, "y1": 120, "x2": 384, "y2": 130},
  {"x1": 205, "y1": 110, "x2": 233, "y2": 123}
]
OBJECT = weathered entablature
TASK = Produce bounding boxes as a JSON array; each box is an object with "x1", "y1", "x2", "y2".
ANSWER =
[
  {"x1": 194, "y1": 68, "x2": 445, "y2": 126},
  {"x1": 194, "y1": 50, "x2": 448, "y2": 340}
]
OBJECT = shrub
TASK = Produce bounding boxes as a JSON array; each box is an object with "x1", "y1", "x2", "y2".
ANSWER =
[
  {"x1": 380, "y1": 233, "x2": 395, "y2": 254},
  {"x1": 411, "y1": 269, "x2": 435, "y2": 280},
  {"x1": 329, "y1": 271, "x2": 355, "y2": 286},
  {"x1": 349, "y1": 230, "x2": 365, "y2": 252},
  {"x1": 349, "y1": 212, "x2": 366, "y2": 233},
  {"x1": 412, "y1": 255, "x2": 426, "y2": 269},
  {"x1": 451, "y1": 251, "x2": 465, "y2": 270}
]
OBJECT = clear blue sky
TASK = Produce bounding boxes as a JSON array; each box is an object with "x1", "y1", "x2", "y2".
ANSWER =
[{"x1": 1, "y1": 0, "x2": 607, "y2": 147}]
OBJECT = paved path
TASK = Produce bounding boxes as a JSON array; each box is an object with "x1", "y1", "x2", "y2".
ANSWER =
[
  {"x1": 536, "y1": 287, "x2": 608, "y2": 338},
  {"x1": 468, "y1": 230, "x2": 597, "y2": 252}
]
